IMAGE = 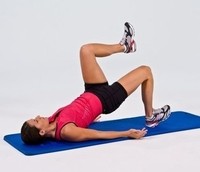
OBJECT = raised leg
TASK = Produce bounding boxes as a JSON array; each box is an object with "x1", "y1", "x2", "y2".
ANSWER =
[
  {"x1": 79, "y1": 22, "x2": 135, "y2": 84},
  {"x1": 79, "y1": 43, "x2": 124, "y2": 83}
]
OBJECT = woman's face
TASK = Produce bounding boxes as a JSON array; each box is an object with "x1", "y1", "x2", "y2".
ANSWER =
[{"x1": 27, "y1": 116, "x2": 49, "y2": 130}]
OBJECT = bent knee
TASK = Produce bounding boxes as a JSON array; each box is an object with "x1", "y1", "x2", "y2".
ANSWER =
[
  {"x1": 138, "y1": 65, "x2": 152, "y2": 76},
  {"x1": 80, "y1": 44, "x2": 93, "y2": 55}
]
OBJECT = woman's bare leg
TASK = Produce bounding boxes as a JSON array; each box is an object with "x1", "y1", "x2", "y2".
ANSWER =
[
  {"x1": 80, "y1": 43, "x2": 124, "y2": 83},
  {"x1": 79, "y1": 22, "x2": 135, "y2": 84},
  {"x1": 117, "y1": 65, "x2": 154, "y2": 117}
]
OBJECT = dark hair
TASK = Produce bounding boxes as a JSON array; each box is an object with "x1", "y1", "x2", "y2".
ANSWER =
[{"x1": 21, "y1": 121, "x2": 45, "y2": 144}]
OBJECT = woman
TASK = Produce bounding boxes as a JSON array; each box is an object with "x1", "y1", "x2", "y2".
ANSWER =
[{"x1": 21, "y1": 22, "x2": 171, "y2": 144}]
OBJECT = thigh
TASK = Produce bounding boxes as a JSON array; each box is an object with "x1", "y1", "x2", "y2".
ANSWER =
[
  {"x1": 80, "y1": 44, "x2": 108, "y2": 83},
  {"x1": 117, "y1": 65, "x2": 152, "y2": 95}
]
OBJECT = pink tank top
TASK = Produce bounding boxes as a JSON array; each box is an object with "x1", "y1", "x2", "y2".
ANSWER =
[{"x1": 48, "y1": 92, "x2": 103, "y2": 140}]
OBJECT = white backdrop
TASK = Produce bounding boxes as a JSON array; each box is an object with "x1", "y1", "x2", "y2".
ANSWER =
[{"x1": 0, "y1": 0, "x2": 200, "y2": 172}]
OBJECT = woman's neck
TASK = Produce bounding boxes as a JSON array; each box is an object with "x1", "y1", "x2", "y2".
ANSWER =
[{"x1": 46, "y1": 120, "x2": 57, "y2": 138}]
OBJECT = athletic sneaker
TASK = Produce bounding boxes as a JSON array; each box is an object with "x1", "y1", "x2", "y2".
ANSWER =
[
  {"x1": 119, "y1": 22, "x2": 136, "y2": 53},
  {"x1": 146, "y1": 105, "x2": 171, "y2": 127}
]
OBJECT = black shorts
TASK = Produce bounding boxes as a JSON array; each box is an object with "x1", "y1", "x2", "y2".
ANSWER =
[{"x1": 84, "y1": 82, "x2": 128, "y2": 114}]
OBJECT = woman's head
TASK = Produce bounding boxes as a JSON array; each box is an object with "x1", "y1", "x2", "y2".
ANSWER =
[{"x1": 21, "y1": 116, "x2": 49, "y2": 144}]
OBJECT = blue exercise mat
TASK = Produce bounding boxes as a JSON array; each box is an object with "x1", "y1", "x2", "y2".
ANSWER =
[{"x1": 3, "y1": 111, "x2": 200, "y2": 156}]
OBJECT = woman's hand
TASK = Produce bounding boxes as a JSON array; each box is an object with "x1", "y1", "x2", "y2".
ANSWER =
[{"x1": 128, "y1": 128, "x2": 148, "y2": 139}]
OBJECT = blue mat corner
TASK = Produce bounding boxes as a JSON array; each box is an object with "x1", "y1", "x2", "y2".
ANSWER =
[{"x1": 3, "y1": 111, "x2": 200, "y2": 156}]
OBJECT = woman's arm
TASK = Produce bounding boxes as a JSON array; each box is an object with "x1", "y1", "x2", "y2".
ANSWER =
[{"x1": 60, "y1": 123, "x2": 147, "y2": 142}]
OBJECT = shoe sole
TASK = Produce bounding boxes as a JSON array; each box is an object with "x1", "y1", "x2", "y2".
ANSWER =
[
  {"x1": 125, "y1": 22, "x2": 135, "y2": 38},
  {"x1": 146, "y1": 106, "x2": 171, "y2": 128},
  {"x1": 124, "y1": 22, "x2": 136, "y2": 53}
]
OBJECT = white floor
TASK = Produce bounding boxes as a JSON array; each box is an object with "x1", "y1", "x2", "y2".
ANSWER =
[{"x1": 1, "y1": 0, "x2": 200, "y2": 172}]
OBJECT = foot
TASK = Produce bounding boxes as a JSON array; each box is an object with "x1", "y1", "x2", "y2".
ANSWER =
[
  {"x1": 146, "y1": 105, "x2": 171, "y2": 127},
  {"x1": 119, "y1": 22, "x2": 136, "y2": 53}
]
